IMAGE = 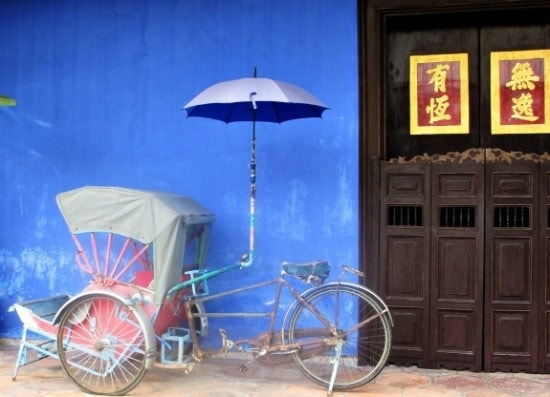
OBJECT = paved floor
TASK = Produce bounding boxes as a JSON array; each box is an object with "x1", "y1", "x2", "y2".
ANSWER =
[{"x1": 1, "y1": 339, "x2": 549, "y2": 397}]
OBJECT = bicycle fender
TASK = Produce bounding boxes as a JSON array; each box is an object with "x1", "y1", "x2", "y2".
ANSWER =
[
  {"x1": 287, "y1": 282, "x2": 393, "y2": 328},
  {"x1": 324, "y1": 282, "x2": 394, "y2": 327}
]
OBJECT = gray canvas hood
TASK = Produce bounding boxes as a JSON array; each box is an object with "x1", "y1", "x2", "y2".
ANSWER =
[{"x1": 56, "y1": 186, "x2": 215, "y2": 303}]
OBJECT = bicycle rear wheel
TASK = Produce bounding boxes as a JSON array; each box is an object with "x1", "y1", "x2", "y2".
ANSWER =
[
  {"x1": 288, "y1": 283, "x2": 392, "y2": 391},
  {"x1": 56, "y1": 293, "x2": 149, "y2": 395}
]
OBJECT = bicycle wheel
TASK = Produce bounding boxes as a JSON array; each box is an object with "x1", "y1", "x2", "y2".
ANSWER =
[
  {"x1": 56, "y1": 293, "x2": 149, "y2": 395},
  {"x1": 288, "y1": 283, "x2": 392, "y2": 391}
]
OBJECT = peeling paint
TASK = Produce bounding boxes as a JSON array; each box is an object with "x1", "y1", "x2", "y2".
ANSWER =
[
  {"x1": 336, "y1": 162, "x2": 353, "y2": 224},
  {"x1": 29, "y1": 117, "x2": 53, "y2": 129},
  {"x1": 28, "y1": 149, "x2": 44, "y2": 158},
  {"x1": 222, "y1": 192, "x2": 239, "y2": 212},
  {"x1": 0, "y1": 248, "x2": 80, "y2": 299},
  {"x1": 319, "y1": 163, "x2": 354, "y2": 238},
  {"x1": 275, "y1": 180, "x2": 307, "y2": 241}
]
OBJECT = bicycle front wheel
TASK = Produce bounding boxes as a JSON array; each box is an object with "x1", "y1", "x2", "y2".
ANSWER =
[{"x1": 288, "y1": 283, "x2": 392, "y2": 391}]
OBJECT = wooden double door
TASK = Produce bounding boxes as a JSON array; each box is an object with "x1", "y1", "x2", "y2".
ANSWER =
[{"x1": 378, "y1": 150, "x2": 550, "y2": 373}]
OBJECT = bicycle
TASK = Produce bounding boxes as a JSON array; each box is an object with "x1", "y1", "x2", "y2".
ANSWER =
[
  {"x1": 11, "y1": 186, "x2": 393, "y2": 396},
  {"x1": 164, "y1": 258, "x2": 393, "y2": 395}
]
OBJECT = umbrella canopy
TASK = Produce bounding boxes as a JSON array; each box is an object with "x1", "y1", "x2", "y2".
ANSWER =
[
  {"x1": 183, "y1": 77, "x2": 328, "y2": 123},
  {"x1": 183, "y1": 75, "x2": 328, "y2": 267}
]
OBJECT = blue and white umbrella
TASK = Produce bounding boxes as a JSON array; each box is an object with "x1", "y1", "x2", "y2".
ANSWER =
[
  {"x1": 183, "y1": 73, "x2": 329, "y2": 266},
  {"x1": 184, "y1": 77, "x2": 328, "y2": 123}
]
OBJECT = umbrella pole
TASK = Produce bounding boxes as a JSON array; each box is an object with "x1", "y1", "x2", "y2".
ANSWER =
[
  {"x1": 240, "y1": 116, "x2": 256, "y2": 268},
  {"x1": 248, "y1": 67, "x2": 257, "y2": 266},
  {"x1": 239, "y1": 87, "x2": 258, "y2": 268}
]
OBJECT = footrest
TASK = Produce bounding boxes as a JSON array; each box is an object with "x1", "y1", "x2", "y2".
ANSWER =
[
  {"x1": 282, "y1": 260, "x2": 330, "y2": 285},
  {"x1": 160, "y1": 327, "x2": 193, "y2": 365}
]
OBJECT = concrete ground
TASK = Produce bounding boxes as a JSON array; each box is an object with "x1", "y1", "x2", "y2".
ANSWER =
[{"x1": 1, "y1": 339, "x2": 549, "y2": 397}]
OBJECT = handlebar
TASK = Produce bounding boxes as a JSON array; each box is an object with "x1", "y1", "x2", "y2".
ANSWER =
[{"x1": 341, "y1": 265, "x2": 364, "y2": 277}]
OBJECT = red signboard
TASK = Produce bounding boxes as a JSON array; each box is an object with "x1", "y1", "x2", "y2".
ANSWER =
[
  {"x1": 410, "y1": 53, "x2": 469, "y2": 135},
  {"x1": 491, "y1": 49, "x2": 550, "y2": 134}
]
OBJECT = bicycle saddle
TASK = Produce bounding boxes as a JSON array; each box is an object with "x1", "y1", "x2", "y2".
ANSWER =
[{"x1": 282, "y1": 260, "x2": 330, "y2": 286}]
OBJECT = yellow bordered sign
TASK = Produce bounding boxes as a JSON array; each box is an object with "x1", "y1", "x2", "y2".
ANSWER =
[
  {"x1": 410, "y1": 53, "x2": 469, "y2": 135},
  {"x1": 491, "y1": 49, "x2": 550, "y2": 134}
]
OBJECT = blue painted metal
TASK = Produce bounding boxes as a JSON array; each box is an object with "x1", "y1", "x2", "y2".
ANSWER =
[{"x1": 8, "y1": 295, "x2": 70, "y2": 379}]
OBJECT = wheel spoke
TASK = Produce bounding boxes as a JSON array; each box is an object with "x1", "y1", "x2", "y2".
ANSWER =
[
  {"x1": 288, "y1": 284, "x2": 392, "y2": 391},
  {"x1": 57, "y1": 294, "x2": 148, "y2": 395}
]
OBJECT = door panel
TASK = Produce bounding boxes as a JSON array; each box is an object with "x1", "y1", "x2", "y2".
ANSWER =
[
  {"x1": 380, "y1": 164, "x2": 430, "y2": 366},
  {"x1": 379, "y1": 154, "x2": 547, "y2": 373},
  {"x1": 542, "y1": 163, "x2": 550, "y2": 372},
  {"x1": 430, "y1": 163, "x2": 484, "y2": 370},
  {"x1": 484, "y1": 162, "x2": 539, "y2": 372}
]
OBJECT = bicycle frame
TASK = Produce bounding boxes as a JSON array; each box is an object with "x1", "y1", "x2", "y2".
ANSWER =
[
  {"x1": 164, "y1": 263, "x2": 393, "y2": 396},
  {"x1": 180, "y1": 270, "x2": 334, "y2": 361}
]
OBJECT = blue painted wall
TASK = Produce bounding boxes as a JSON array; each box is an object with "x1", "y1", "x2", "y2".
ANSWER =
[{"x1": 0, "y1": 0, "x2": 358, "y2": 340}]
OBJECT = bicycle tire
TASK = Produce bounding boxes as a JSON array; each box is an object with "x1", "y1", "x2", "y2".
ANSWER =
[
  {"x1": 288, "y1": 283, "x2": 392, "y2": 391},
  {"x1": 56, "y1": 293, "x2": 149, "y2": 395}
]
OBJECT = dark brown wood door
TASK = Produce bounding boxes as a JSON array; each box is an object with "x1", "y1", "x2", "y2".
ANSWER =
[
  {"x1": 542, "y1": 163, "x2": 550, "y2": 372},
  {"x1": 385, "y1": 24, "x2": 480, "y2": 160},
  {"x1": 479, "y1": 24, "x2": 550, "y2": 152},
  {"x1": 429, "y1": 162, "x2": 484, "y2": 371},
  {"x1": 360, "y1": 0, "x2": 550, "y2": 376},
  {"x1": 380, "y1": 157, "x2": 485, "y2": 371},
  {"x1": 379, "y1": 155, "x2": 547, "y2": 373},
  {"x1": 385, "y1": 10, "x2": 550, "y2": 161},
  {"x1": 484, "y1": 162, "x2": 540, "y2": 372},
  {"x1": 380, "y1": 5, "x2": 550, "y2": 373},
  {"x1": 379, "y1": 163, "x2": 431, "y2": 367}
]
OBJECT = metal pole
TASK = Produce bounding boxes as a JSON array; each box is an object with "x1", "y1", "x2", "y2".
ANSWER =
[{"x1": 240, "y1": 90, "x2": 257, "y2": 267}]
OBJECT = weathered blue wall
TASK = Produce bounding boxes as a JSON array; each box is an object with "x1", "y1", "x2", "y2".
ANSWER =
[{"x1": 0, "y1": 0, "x2": 358, "y2": 339}]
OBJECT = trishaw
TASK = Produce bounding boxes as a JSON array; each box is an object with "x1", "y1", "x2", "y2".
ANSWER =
[{"x1": 11, "y1": 185, "x2": 393, "y2": 396}]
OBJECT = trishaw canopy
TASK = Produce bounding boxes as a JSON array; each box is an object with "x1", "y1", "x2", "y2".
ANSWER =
[{"x1": 56, "y1": 186, "x2": 215, "y2": 303}]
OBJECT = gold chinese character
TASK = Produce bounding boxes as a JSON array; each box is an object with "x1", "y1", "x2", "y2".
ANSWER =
[
  {"x1": 427, "y1": 64, "x2": 450, "y2": 93},
  {"x1": 505, "y1": 62, "x2": 540, "y2": 91},
  {"x1": 511, "y1": 92, "x2": 539, "y2": 122},
  {"x1": 426, "y1": 95, "x2": 451, "y2": 124}
]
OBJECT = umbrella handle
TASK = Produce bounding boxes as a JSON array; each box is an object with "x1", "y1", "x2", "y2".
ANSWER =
[{"x1": 250, "y1": 92, "x2": 257, "y2": 110}]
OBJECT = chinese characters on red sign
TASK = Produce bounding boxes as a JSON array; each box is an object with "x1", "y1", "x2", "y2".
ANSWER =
[
  {"x1": 491, "y1": 49, "x2": 550, "y2": 134},
  {"x1": 410, "y1": 53, "x2": 469, "y2": 135}
]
